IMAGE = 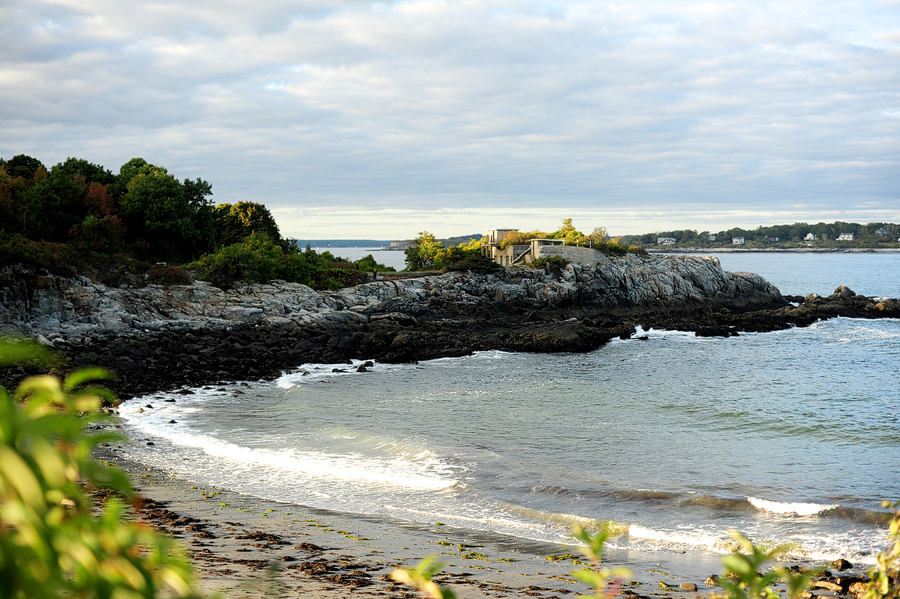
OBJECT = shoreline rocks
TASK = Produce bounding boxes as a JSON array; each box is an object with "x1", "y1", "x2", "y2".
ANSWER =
[{"x1": 2, "y1": 256, "x2": 898, "y2": 399}]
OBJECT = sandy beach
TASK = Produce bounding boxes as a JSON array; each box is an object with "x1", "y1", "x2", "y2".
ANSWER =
[{"x1": 99, "y1": 448, "x2": 740, "y2": 599}]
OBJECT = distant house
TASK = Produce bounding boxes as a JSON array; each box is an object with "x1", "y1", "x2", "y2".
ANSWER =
[
  {"x1": 804, "y1": 233, "x2": 817, "y2": 241},
  {"x1": 765, "y1": 236, "x2": 780, "y2": 244},
  {"x1": 481, "y1": 229, "x2": 617, "y2": 267},
  {"x1": 876, "y1": 228, "x2": 889, "y2": 236},
  {"x1": 390, "y1": 240, "x2": 412, "y2": 250},
  {"x1": 837, "y1": 233, "x2": 855, "y2": 241},
  {"x1": 732, "y1": 237, "x2": 745, "y2": 245},
  {"x1": 481, "y1": 229, "x2": 520, "y2": 264},
  {"x1": 708, "y1": 234, "x2": 716, "y2": 242},
  {"x1": 657, "y1": 237, "x2": 677, "y2": 245}
]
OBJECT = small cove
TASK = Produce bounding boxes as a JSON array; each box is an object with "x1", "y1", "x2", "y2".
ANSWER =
[{"x1": 117, "y1": 252, "x2": 900, "y2": 571}]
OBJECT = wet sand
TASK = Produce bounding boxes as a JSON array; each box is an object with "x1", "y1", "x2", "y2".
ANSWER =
[{"x1": 100, "y1": 449, "x2": 734, "y2": 599}]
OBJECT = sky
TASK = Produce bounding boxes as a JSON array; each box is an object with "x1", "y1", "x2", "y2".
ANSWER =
[{"x1": 2, "y1": 0, "x2": 899, "y2": 240}]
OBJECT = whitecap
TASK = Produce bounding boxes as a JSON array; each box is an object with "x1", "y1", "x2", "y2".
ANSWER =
[{"x1": 748, "y1": 497, "x2": 838, "y2": 516}]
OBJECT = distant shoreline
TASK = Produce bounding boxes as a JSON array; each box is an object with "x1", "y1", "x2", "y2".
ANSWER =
[{"x1": 651, "y1": 247, "x2": 900, "y2": 254}]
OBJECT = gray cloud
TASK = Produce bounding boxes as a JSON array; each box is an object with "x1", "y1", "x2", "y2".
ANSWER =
[{"x1": 1, "y1": 0, "x2": 898, "y2": 237}]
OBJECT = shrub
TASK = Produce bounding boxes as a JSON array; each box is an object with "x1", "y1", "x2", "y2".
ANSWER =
[
  {"x1": 193, "y1": 233, "x2": 315, "y2": 290},
  {"x1": 719, "y1": 532, "x2": 814, "y2": 599},
  {"x1": 627, "y1": 245, "x2": 648, "y2": 257},
  {"x1": 149, "y1": 264, "x2": 192, "y2": 286},
  {"x1": 0, "y1": 339, "x2": 207, "y2": 599},
  {"x1": 0, "y1": 233, "x2": 77, "y2": 274},
  {"x1": 864, "y1": 501, "x2": 900, "y2": 599},
  {"x1": 314, "y1": 268, "x2": 363, "y2": 289},
  {"x1": 355, "y1": 254, "x2": 396, "y2": 273},
  {"x1": 529, "y1": 255, "x2": 570, "y2": 276}
]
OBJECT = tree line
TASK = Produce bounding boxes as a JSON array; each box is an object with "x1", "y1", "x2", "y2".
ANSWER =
[
  {"x1": 0, "y1": 153, "x2": 283, "y2": 262},
  {"x1": 0, "y1": 154, "x2": 393, "y2": 288},
  {"x1": 625, "y1": 222, "x2": 900, "y2": 248}
]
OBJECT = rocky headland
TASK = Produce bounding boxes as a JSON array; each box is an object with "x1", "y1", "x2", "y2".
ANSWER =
[{"x1": 2, "y1": 253, "x2": 898, "y2": 398}]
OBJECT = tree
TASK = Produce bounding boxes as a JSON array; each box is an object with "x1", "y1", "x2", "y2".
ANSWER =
[
  {"x1": 211, "y1": 202, "x2": 281, "y2": 248},
  {"x1": 122, "y1": 170, "x2": 195, "y2": 261},
  {"x1": 20, "y1": 174, "x2": 85, "y2": 242},
  {"x1": 404, "y1": 231, "x2": 444, "y2": 270},
  {"x1": 588, "y1": 227, "x2": 608, "y2": 244},
  {"x1": 50, "y1": 157, "x2": 116, "y2": 187},
  {"x1": 116, "y1": 157, "x2": 160, "y2": 195},
  {"x1": 183, "y1": 178, "x2": 215, "y2": 255},
  {"x1": 5, "y1": 154, "x2": 44, "y2": 180}
]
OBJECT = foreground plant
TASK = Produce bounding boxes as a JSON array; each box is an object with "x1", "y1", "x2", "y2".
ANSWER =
[
  {"x1": 389, "y1": 556, "x2": 456, "y2": 599},
  {"x1": 570, "y1": 524, "x2": 633, "y2": 598},
  {"x1": 719, "y1": 531, "x2": 813, "y2": 599},
  {"x1": 0, "y1": 338, "x2": 208, "y2": 599},
  {"x1": 391, "y1": 524, "x2": 631, "y2": 599},
  {"x1": 864, "y1": 501, "x2": 900, "y2": 599}
]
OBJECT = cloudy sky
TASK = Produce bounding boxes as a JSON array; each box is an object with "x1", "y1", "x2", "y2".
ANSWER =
[{"x1": 2, "y1": 0, "x2": 898, "y2": 239}]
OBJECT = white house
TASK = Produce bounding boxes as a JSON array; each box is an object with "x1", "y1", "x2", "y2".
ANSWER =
[
  {"x1": 732, "y1": 237, "x2": 745, "y2": 245},
  {"x1": 805, "y1": 233, "x2": 817, "y2": 241},
  {"x1": 837, "y1": 233, "x2": 855, "y2": 241},
  {"x1": 657, "y1": 237, "x2": 677, "y2": 245}
]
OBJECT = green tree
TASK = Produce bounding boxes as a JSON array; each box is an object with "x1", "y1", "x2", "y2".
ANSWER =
[
  {"x1": 116, "y1": 158, "x2": 159, "y2": 196},
  {"x1": 183, "y1": 178, "x2": 215, "y2": 255},
  {"x1": 211, "y1": 202, "x2": 281, "y2": 248},
  {"x1": 50, "y1": 157, "x2": 116, "y2": 188},
  {"x1": 404, "y1": 232, "x2": 444, "y2": 271},
  {"x1": 122, "y1": 170, "x2": 194, "y2": 260},
  {"x1": 21, "y1": 174, "x2": 85, "y2": 242},
  {"x1": 5, "y1": 154, "x2": 44, "y2": 180}
]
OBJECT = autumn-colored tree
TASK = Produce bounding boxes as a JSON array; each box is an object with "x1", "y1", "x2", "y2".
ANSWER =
[{"x1": 83, "y1": 183, "x2": 118, "y2": 218}]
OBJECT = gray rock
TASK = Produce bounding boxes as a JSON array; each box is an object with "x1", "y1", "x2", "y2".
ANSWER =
[{"x1": 1, "y1": 255, "x2": 783, "y2": 342}]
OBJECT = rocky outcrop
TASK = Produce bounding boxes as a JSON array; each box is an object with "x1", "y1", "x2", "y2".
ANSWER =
[
  {"x1": 1, "y1": 257, "x2": 897, "y2": 399},
  {"x1": 1, "y1": 254, "x2": 779, "y2": 340}
]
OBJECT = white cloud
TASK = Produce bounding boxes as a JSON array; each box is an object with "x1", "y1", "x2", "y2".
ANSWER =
[{"x1": 1, "y1": 0, "x2": 898, "y2": 238}]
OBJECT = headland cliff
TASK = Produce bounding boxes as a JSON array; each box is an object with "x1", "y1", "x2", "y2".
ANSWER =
[{"x1": 2, "y1": 254, "x2": 897, "y2": 397}]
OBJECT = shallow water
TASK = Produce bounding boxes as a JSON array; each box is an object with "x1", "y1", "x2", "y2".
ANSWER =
[{"x1": 118, "y1": 253, "x2": 900, "y2": 566}]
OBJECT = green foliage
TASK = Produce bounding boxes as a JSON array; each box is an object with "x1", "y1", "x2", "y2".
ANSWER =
[
  {"x1": 148, "y1": 265, "x2": 192, "y2": 286},
  {"x1": 355, "y1": 254, "x2": 396, "y2": 272},
  {"x1": 0, "y1": 233, "x2": 78, "y2": 275},
  {"x1": 390, "y1": 556, "x2": 457, "y2": 599},
  {"x1": 864, "y1": 501, "x2": 900, "y2": 599},
  {"x1": 194, "y1": 233, "x2": 317, "y2": 289},
  {"x1": 122, "y1": 170, "x2": 200, "y2": 261},
  {"x1": 570, "y1": 524, "x2": 633, "y2": 598},
  {"x1": 69, "y1": 215, "x2": 126, "y2": 256},
  {"x1": 405, "y1": 232, "x2": 444, "y2": 271},
  {"x1": 211, "y1": 202, "x2": 280, "y2": 248},
  {"x1": 719, "y1": 532, "x2": 813, "y2": 599},
  {"x1": 529, "y1": 255, "x2": 570, "y2": 275},
  {"x1": 405, "y1": 232, "x2": 497, "y2": 272},
  {"x1": 4, "y1": 155, "x2": 44, "y2": 180},
  {"x1": 0, "y1": 339, "x2": 208, "y2": 599},
  {"x1": 626, "y1": 245, "x2": 648, "y2": 257}
]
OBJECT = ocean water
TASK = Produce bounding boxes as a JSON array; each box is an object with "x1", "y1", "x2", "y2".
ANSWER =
[
  {"x1": 316, "y1": 247, "x2": 408, "y2": 271},
  {"x1": 118, "y1": 253, "x2": 900, "y2": 566}
]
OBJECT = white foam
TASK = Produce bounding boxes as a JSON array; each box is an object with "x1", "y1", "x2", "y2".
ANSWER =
[
  {"x1": 628, "y1": 524, "x2": 727, "y2": 552},
  {"x1": 275, "y1": 359, "x2": 391, "y2": 388},
  {"x1": 748, "y1": 497, "x2": 838, "y2": 516},
  {"x1": 633, "y1": 326, "x2": 696, "y2": 339},
  {"x1": 120, "y1": 413, "x2": 456, "y2": 491}
]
